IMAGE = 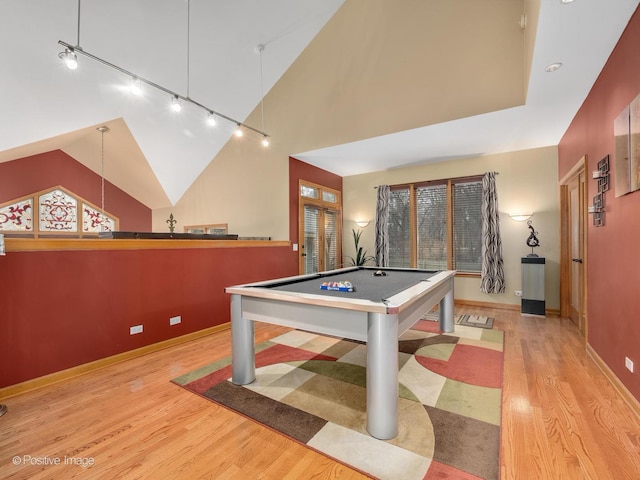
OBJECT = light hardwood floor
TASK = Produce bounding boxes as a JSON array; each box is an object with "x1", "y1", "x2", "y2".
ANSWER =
[{"x1": 1, "y1": 307, "x2": 639, "y2": 479}]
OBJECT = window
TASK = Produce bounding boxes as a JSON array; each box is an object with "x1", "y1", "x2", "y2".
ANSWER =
[
  {"x1": 0, "y1": 185, "x2": 118, "y2": 238},
  {"x1": 184, "y1": 223, "x2": 228, "y2": 234},
  {"x1": 388, "y1": 177, "x2": 483, "y2": 273}
]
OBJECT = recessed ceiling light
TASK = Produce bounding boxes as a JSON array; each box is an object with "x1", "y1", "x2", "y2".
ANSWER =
[{"x1": 545, "y1": 62, "x2": 563, "y2": 72}]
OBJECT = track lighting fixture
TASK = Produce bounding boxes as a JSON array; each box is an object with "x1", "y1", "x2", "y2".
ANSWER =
[
  {"x1": 56, "y1": 1, "x2": 271, "y2": 146},
  {"x1": 56, "y1": 41, "x2": 271, "y2": 142}
]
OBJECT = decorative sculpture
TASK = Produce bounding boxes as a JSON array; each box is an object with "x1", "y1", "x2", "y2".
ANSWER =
[
  {"x1": 526, "y1": 220, "x2": 540, "y2": 257},
  {"x1": 166, "y1": 213, "x2": 177, "y2": 233}
]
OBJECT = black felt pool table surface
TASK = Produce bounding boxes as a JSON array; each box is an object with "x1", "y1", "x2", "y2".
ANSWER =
[{"x1": 266, "y1": 267, "x2": 438, "y2": 303}]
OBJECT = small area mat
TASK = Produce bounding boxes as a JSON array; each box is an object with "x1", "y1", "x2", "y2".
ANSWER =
[{"x1": 422, "y1": 311, "x2": 495, "y2": 329}]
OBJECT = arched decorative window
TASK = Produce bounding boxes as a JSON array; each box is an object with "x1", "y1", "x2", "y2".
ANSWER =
[{"x1": 0, "y1": 185, "x2": 118, "y2": 238}]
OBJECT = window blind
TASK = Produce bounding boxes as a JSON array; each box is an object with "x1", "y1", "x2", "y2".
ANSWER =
[
  {"x1": 303, "y1": 204, "x2": 320, "y2": 274},
  {"x1": 324, "y1": 208, "x2": 339, "y2": 270},
  {"x1": 452, "y1": 181, "x2": 482, "y2": 271},
  {"x1": 416, "y1": 183, "x2": 447, "y2": 269},
  {"x1": 388, "y1": 188, "x2": 411, "y2": 268}
]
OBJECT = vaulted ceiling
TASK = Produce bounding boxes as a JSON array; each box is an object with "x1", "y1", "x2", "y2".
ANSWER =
[{"x1": 1, "y1": 0, "x2": 638, "y2": 209}]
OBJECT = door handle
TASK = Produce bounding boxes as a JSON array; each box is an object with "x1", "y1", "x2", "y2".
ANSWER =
[{"x1": 572, "y1": 258, "x2": 583, "y2": 263}]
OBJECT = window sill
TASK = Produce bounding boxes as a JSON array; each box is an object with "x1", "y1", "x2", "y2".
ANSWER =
[{"x1": 455, "y1": 271, "x2": 481, "y2": 278}]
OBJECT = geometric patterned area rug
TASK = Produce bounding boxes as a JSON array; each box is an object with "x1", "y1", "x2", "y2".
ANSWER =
[
  {"x1": 172, "y1": 320, "x2": 504, "y2": 480},
  {"x1": 423, "y1": 311, "x2": 495, "y2": 329}
]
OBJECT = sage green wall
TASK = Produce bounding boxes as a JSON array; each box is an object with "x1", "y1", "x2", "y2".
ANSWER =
[{"x1": 343, "y1": 146, "x2": 559, "y2": 309}]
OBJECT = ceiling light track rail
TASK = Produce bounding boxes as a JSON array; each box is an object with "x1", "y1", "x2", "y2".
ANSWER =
[{"x1": 57, "y1": 40, "x2": 270, "y2": 140}]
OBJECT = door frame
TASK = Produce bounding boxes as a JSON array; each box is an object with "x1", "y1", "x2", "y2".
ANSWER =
[
  {"x1": 559, "y1": 155, "x2": 588, "y2": 338},
  {"x1": 297, "y1": 180, "x2": 342, "y2": 275}
]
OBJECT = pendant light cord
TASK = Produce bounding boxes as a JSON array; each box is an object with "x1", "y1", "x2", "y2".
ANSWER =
[
  {"x1": 259, "y1": 45, "x2": 265, "y2": 133},
  {"x1": 186, "y1": 0, "x2": 190, "y2": 99},
  {"x1": 96, "y1": 126, "x2": 110, "y2": 230},
  {"x1": 100, "y1": 129, "x2": 105, "y2": 222},
  {"x1": 76, "y1": 0, "x2": 81, "y2": 47}
]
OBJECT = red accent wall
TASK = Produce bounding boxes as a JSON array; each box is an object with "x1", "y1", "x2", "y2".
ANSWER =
[
  {"x1": 558, "y1": 7, "x2": 640, "y2": 401},
  {"x1": 0, "y1": 155, "x2": 342, "y2": 389},
  {"x1": 288, "y1": 156, "x2": 343, "y2": 244},
  {"x1": 0, "y1": 150, "x2": 151, "y2": 231},
  {"x1": 0, "y1": 245, "x2": 294, "y2": 388}
]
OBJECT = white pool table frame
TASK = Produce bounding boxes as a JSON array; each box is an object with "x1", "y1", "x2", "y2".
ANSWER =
[{"x1": 226, "y1": 267, "x2": 455, "y2": 440}]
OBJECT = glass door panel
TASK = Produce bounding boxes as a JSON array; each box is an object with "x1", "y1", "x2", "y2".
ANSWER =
[
  {"x1": 324, "y1": 208, "x2": 338, "y2": 271},
  {"x1": 303, "y1": 204, "x2": 320, "y2": 274}
]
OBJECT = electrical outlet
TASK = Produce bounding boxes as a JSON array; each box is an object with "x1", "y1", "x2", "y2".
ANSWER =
[
  {"x1": 515, "y1": 290, "x2": 523, "y2": 297},
  {"x1": 625, "y1": 357, "x2": 634, "y2": 373},
  {"x1": 130, "y1": 325, "x2": 143, "y2": 335},
  {"x1": 170, "y1": 315, "x2": 181, "y2": 326}
]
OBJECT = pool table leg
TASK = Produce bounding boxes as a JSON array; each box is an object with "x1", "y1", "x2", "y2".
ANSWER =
[
  {"x1": 230, "y1": 294, "x2": 255, "y2": 385},
  {"x1": 366, "y1": 312, "x2": 399, "y2": 440},
  {"x1": 439, "y1": 287, "x2": 455, "y2": 333}
]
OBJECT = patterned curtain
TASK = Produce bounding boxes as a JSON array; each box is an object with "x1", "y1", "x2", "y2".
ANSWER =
[
  {"x1": 480, "y1": 172, "x2": 505, "y2": 293},
  {"x1": 374, "y1": 185, "x2": 390, "y2": 267}
]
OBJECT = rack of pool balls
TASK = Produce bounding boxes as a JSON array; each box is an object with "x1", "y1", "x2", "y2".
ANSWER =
[{"x1": 320, "y1": 280, "x2": 354, "y2": 292}]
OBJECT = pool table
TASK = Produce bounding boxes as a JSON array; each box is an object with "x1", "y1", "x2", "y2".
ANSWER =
[{"x1": 225, "y1": 266, "x2": 456, "y2": 440}]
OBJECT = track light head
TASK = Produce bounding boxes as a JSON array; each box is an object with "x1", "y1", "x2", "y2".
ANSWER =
[
  {"x1": 58, "y1": 48, "x2": 78, "y2": 70},
  {"x1": 171, "y1": 95, "x2": 182, "y2": 112},
  {"x1": 206, "y1": 112, "x2": 217, "y2": 127},
  {"x1": 234, "y1": 125, "x2": 243, "y2": 137},
  {"x1": 262, "y1": 136, "x2": 269, "y2": 147},
  {"x1": 129, "y1": 77, "x2": 142, "y2": 95}
]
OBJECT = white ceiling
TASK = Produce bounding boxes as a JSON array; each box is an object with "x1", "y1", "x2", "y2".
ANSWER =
[
  {"x1": 0, "y1": 0, "x2": 345, "y2": 206},
  {"x1": 1, "y1": 0, "x2": 639, "y2": 207}
]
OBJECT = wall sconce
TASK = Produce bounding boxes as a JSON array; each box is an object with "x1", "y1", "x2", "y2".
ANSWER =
[
  {"x1": 355, "y1": 220, "x2": 370, "y2": 228},
  {"x1": 508, "y1": 213, "x2": 533, "y2": 222}
]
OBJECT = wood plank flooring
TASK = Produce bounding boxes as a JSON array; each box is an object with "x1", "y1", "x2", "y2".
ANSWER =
[{"x1": 1, "y1": 307, "x2": 639, "y2": 479}]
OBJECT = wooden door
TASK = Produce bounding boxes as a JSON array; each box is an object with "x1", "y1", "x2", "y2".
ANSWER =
[
  {"x1": 569, "y1": 173, "x2": 586, "y2": 332},
  {"x1": 560, "y1": 157, "x2": 587, "y2": 336}
]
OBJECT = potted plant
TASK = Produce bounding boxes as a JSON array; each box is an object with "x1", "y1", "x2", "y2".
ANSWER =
[{"x1": 347, "y1": 228, "x2": 374, "y2": 266}]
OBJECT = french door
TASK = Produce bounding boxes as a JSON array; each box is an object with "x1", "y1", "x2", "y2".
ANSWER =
[{"x1": 299, "y1": 181, "x2": 342, "y2": 275}]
